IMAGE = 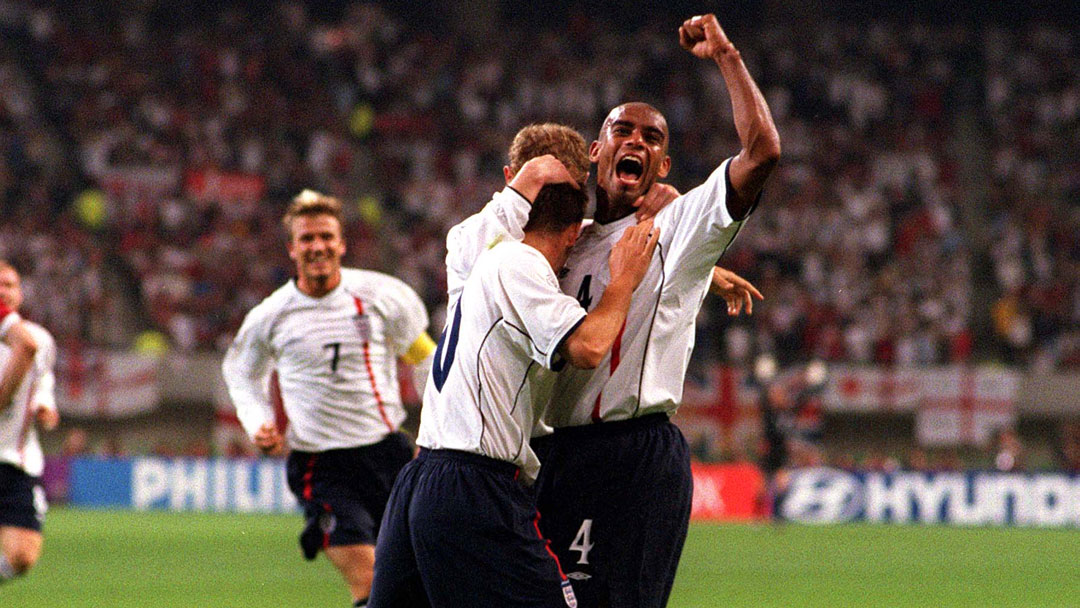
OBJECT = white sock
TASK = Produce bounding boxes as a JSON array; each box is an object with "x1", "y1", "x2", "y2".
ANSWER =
[{"x1": 0, "y1": 555, "x2": 16, "y2": 582}]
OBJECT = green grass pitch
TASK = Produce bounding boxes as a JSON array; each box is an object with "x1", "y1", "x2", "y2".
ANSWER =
[{"x1": 4, "y1": 509, "x2": 1078, "y2": 607}]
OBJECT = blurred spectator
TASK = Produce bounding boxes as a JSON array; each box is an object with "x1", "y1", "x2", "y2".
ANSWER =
[
  {"x1": 1057, "y1": 421, "x2": 1080, "y2": 473},
  {"x1": 0, "y1": 5, "x2": 1073, "y2": 379},
  {"x1": 905, "y1": 448, "x2": 930, "y2": 471},
  {"x1": 992, "y1": 427, "x2": 1025, "y2": 471},
  {"x1": 99, "y1": 436, "x2": 127, "y2": 459}
]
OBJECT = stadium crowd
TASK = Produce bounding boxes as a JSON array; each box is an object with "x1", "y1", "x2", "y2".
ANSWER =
[{"x1": 0, "y1": 2, "x2": 1075, "y2": 373}]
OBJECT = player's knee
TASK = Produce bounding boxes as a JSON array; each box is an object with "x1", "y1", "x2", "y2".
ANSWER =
[{"x1": 6, "y1": 545, "x2": 40, "y2": 574}]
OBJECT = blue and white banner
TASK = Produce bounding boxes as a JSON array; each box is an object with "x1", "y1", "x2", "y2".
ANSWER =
[
  {"x1": 69, "y1": 457, "x2": 299, "y2": 513},
  {"x1": 781, "y1": 468, "x2": 1080, "y2": 527}
]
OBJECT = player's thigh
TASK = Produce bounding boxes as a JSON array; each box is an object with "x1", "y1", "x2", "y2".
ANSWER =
[
  {"x1": 369, "y1": 459, "x2": 429, "y2": 608},
  {"x1": 287, "y1": 452, "x2": 379, "y2": 546},
  {"x1": 534, "y1": 437, "x2": 610, "y2": 574},
  {"x1": 0, "y1": 466, "x2": 45, "y2": 535},
  {"x1": 410, "y1": 460, "x2": 568, "y2": 608},
  {"x1": 604, "y1": 431, "x2": 694, "y2": 607},
  {"x1": 359, "y1": 433, "x2": 415, "y2": 527}
]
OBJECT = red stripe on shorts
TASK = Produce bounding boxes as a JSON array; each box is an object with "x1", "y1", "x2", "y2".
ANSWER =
[
  {"x1": 302, "y1": 455, "x2": 317, "y2": 501},
  {"x1": 533, "y1": 510, "x2": 567, "y2": 581}
]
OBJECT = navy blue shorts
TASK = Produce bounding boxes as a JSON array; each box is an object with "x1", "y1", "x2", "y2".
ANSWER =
[
  {"x1": 369, "y1": 448, "x2": 577, "y2": 608},
  {"x1": 532, "y1": 414, "x2": 693, "y2": 608},
  {"x1": 0, "y1": 463, "x2": 45, "y2": 532},
  {"x1": 285, "y1": 431, "x2": 413, "y2": 559}
]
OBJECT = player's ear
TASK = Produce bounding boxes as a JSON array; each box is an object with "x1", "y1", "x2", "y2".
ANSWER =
[
  {"x1": 564, "y1": 223, "x2": 581, "y2": 247},
  {"x1": 333, "y1": 219, "x2": 346, "y2": 255},
  {"x1": 658, "y1": 155, "x2": 671, "y2": 179},
  {"x1": 589, "y1": 141, "x2": 601, "y2": 163},
  {"x1": 504, "y1": 165, "x2": 514, "y2": 184}
]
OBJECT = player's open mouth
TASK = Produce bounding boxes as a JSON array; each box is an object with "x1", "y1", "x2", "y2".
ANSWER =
[{"x1": 615, "y1": 156, "x2": 644, "y2": 185}]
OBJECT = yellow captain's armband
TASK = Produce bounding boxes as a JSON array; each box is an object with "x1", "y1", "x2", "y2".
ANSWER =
[{"x1": 402, "y1": 332, "x2": 436, "y2": 364}]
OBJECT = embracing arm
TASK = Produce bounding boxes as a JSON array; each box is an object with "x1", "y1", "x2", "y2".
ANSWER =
[
  {"x1": 680, "y1": 14, "x2": 780, "y2": 218},
  {"x1": 446, "y1": 156, "x2": 579, "y2": 299},
  {"x1": 508, "y1": 155, "x2": 581, "y2": 204}
]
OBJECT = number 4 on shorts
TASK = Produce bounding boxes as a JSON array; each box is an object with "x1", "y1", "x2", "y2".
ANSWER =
[{"x1": 570, "y1": 518, "x2": 594, "y2": 565}]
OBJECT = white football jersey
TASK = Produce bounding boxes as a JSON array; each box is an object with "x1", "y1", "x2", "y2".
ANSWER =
[
  {"x1": 417, "y1": 241, "x2": 586, "y2": 482},
  {"x1": 223, "y1": 268, "x2": 429, "y2": 452},
  {"x1": 546, "y1": 158, "x2": 748, "y2": 427},
  {"x1": 0, "y1": 303, "x2": 17, "y2": 338},
  {"x1": 445, "y1": 187, "x2": 531, "y2": 302},
  {"x1": 0, "y1": 321, "x2": 57, "y2": 476}
]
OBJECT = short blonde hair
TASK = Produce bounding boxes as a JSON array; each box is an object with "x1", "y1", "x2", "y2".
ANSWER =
[
  {"x1": 508, "y1": 123, "x2": 589, "y2": 185},
  {"x1": 282, "y1": 189, "x2": 344, "y2": 236}
]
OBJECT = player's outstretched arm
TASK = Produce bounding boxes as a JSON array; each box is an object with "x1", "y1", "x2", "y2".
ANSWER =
[
  {"x1": 0, "y1": 320, "x2": 37, "y2": 410},
  {"x1": 710, "y1": 266, "x2": 763, "y2": 315},
  {"x1": 561, "y1": 222, "x2": 660, "y2": 368},
  {"x1": 680, "y1": 14, "x2": 780, "y2": 218}
]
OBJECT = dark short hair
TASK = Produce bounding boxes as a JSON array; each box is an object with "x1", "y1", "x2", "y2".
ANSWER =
[{"x1": 523, "y1": 183, "x2": 587, "y2": 234}]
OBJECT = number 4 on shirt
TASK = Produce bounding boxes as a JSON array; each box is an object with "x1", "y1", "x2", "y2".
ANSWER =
[
  {"x1": 432, "y1": 298, "x2": 463, "y2": 391},
  {"x1": 576, "y1": 275, "x2": 593, "y2": 310},
  {"x1": 570, "y1": 518, "x2": 594, "y2": 565}
]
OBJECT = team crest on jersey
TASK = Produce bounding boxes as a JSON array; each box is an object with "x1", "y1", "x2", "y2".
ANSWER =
[
  {"x1": 353, "y1": 314, "x2": 372, "y2": 342},
  {"x1": 561, "y1": 580, "x2": 578, "y2": 607}
]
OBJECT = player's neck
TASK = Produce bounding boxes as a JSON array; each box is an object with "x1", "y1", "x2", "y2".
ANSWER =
[
  {"x1": 592, "y1": 186, "x2": 636, "y2": 225},
  {"x1": 297, "y1": 271, "x2": 342, "y2": 298},
  {"x1": 521, "y1": 233, "x2": 567, "y2": 274}
]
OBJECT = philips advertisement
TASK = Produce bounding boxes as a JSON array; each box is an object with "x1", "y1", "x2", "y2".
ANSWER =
[
  {"x1": 781, "y1": 468, "x2": 1080, "y2": 527},
  {"x1": 69, "y1": 457, "x2": 299, "y2": 513}
]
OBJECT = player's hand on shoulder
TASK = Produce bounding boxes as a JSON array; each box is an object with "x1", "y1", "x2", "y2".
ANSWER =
[
  {"x1": 634, "y1": 183, "x2": 681, "y2": 222},
  {"x1": 709, "y1": 266, "x2": 763, "y2": 316},
  {"x1": 678, "y1": 14, "x2": 736, "y2": 61},
  {"x1": 609, "y1": 219, "x2": 660, "y2": 287},
  {"x1": 35, "y1": 405, "x2": 59, "y2": 431},
  {"x1": 254, "y1": 422, "x2": 285, "y2": 456}
]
